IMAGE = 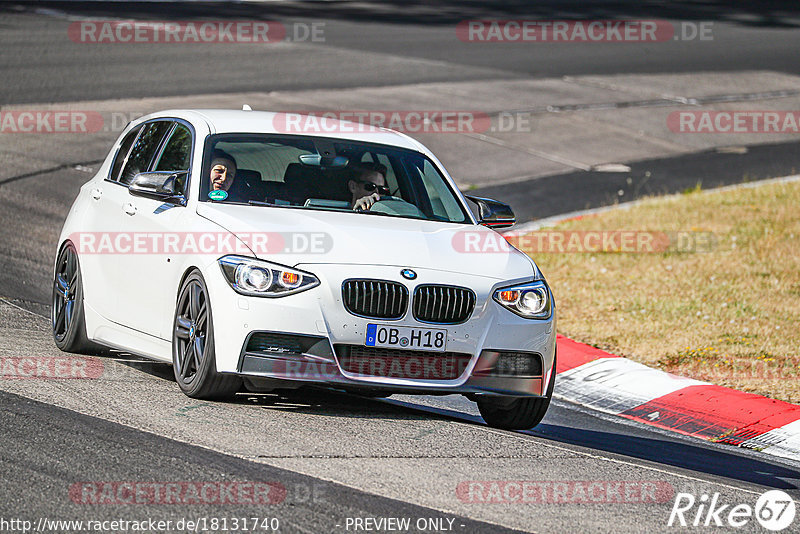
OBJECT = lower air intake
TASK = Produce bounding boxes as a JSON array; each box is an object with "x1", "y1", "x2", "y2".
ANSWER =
[{"x1": 336, "y1": 345, "x2": 471, "y2": 380}]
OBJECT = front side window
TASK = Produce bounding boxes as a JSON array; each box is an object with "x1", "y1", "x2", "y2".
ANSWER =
[
  {"x1": 199, "y1": 134, "x2": 469, "y2": 224},
  {"x1": 108, "y1": 125, "x2": 142, "y2": 183},
  {"x1": 118, "y1": 121, "x2": 172, "y2": 185},
  {"x1": 154, "y1": 123, "x2": 193, "y2": 195},
  {"x1": 154, "y1": 124, "x2": 192, "y2": 172}
]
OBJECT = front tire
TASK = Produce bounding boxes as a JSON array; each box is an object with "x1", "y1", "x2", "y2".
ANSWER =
[
  {"x1": 172, "y1": 271, "x2": 241, "y2": 399},
  {"x1": 477, "y1": 353, "x2": 557, "y2": 430},
  {"x1": 52, "y1": 242, "x2": 101, "y2": 354}
]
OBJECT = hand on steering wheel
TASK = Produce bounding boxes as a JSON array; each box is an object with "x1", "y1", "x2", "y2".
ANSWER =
[{"x1": 353, "y1": 193, "x2": 382, "y2": 211}]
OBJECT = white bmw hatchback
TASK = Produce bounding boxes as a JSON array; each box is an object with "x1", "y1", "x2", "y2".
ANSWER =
[{"x1": 53, "y1": 109, "x2": 556, "y2": 429}]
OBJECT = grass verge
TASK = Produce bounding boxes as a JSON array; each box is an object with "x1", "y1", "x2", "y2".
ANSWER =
[{"x1": 516, "y1": 178, "x2": 800, "y2": 402}]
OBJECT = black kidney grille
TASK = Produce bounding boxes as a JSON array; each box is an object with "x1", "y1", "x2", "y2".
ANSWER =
[
  {"x1": 342, "y1": 279, "x2": 408, "y2": 320},
  {"x1": 413, "y1": 285, "x2": 476, "y2": 324}
]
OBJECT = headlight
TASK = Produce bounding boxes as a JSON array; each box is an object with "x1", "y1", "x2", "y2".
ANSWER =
[
  {"x1": 493, "y1": 281, "x2": 551, "y2": 319},
  {"x1": 218, "y1": 256, "x2": 319, "y2": 297}
]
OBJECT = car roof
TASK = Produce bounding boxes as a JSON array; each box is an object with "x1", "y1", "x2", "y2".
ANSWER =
[{"x1": 139, "y1": 109, "x2": 426, "y2": 153}]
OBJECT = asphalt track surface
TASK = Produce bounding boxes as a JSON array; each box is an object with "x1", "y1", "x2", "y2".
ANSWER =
[
  {"x1": 3, "y1": 1, "x2": 800, "y2": 104},
  {"x1": 2, "y1": 2, "x2": 800, "y2": 533}
]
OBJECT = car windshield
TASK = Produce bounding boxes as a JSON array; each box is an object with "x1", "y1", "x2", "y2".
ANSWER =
[{"x1": 199, "y1": 134, "x2": 470, "y2": 223}]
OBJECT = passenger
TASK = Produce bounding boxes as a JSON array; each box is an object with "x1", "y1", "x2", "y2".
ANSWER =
[
  {"x1": 209, "y1": 151, "x2": 237, "y2": 193},
  {"x1": 208, "y1": 151, "x2": 255, "y2": 202}
]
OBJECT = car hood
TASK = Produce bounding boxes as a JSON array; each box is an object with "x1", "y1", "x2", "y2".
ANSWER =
[{"x1": 197, "y1": 203, "x2": 534, "y2": 280}]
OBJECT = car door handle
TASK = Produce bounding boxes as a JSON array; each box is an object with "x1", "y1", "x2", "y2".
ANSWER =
[
  {"x1": 122, "y1": 202, "x2": 137, "y2": 216},
  {"x1": 90, "y1": 188, "x2": 102, "y2": 200}
]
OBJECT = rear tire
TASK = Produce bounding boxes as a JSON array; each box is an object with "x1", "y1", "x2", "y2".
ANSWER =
[
  {"x1": 477, "y1": 353, "x2": 557, "y2": 430},
  {"x1": 52, "y1": 242, "x2": 103, "y2": 354},
  {"x1": 172, "y1": 271, "x2": 241, "y2": 400}
]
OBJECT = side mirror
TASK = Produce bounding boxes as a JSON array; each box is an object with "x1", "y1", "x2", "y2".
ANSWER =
[
  {"x1": 465, "y1": 195, "x2": 515, "y2": 229},
  {"x1": 129, "y1": 171, "x2": 187, "y2": 205}
]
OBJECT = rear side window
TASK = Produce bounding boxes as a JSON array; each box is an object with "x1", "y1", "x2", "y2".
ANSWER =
[
  {"x1": 118, "y1": 121, "x2": 172, "y2": 185},
  {"x1": 109, "y1": 125, "x2": 142, "y2": 183},
  {"x1": 154, "y1": 124, "x2": 192, "y2": 172}
]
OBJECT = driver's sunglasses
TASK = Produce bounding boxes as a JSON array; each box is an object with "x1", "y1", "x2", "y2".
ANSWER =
[{"x1": 359, "y1": 181, "x2": 390, "y2": 195}]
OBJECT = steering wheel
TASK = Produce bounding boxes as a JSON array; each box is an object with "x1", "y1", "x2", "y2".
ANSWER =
[{"x1": 368, "y1": 196, "x2": 427, "y2": 218}]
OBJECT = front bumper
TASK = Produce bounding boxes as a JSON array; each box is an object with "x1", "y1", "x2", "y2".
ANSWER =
[{"x1": 204, "y1": 262, "x2": 556, "y2": 397}]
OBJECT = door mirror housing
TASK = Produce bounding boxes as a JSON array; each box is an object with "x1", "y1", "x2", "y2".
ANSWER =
[
  {"x1": 465, "y1": 195, "x2": 516, "y2": 229},
  {"x1": 129, "y1": 171, "x2": 187, "y2": 205}
]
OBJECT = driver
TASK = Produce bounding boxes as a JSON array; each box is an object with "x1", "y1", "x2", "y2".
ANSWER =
[{"x1": 348, "y1": 167, "x2": 390, "y2": 211}]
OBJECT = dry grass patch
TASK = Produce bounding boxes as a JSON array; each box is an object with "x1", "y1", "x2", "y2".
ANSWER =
[{"x1": 521, "y1": 179, "x2": 800, "y2": 402}]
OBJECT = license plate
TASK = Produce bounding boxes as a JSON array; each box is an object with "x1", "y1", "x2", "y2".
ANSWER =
[{"x1": 365, "y1": 324, "x2": 447, "y2": 352}]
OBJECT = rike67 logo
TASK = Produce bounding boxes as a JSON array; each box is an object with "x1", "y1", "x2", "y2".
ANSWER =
[{"x1": 668, "y1": 490, "x2": 796, "y2": 531}]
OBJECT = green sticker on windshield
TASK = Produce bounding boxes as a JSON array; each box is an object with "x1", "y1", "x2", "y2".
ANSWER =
[{"x1": 208, "y1": 189, "x2": 228, "y2": 201}]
